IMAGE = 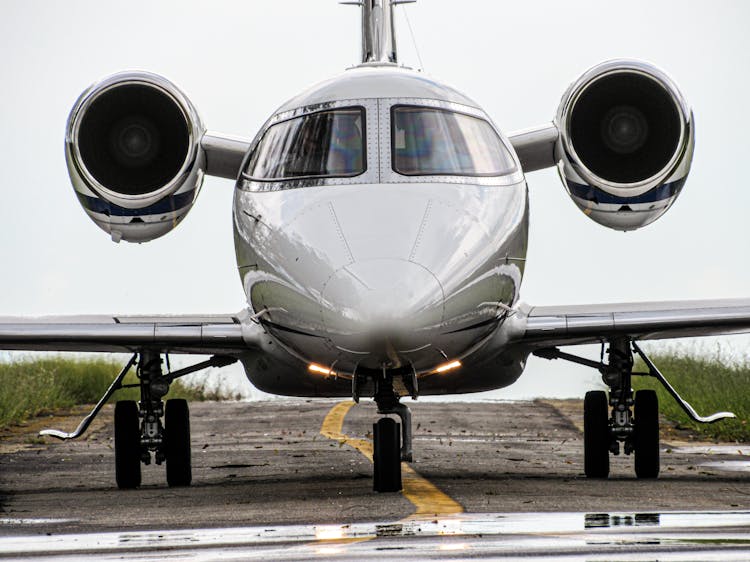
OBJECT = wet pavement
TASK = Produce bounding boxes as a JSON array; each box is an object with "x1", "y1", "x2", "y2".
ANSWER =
[
  {"x1": 2, "y1": 399, "x2": 750, "y2": 559},
  {"x1": 5, "y1": 510, "x2": 750, "y2": 560}
]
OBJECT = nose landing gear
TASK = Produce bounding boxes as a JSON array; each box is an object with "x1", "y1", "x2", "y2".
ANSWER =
[{"x1": 363, "y1": 372, "x2": 415, "y2": 492}]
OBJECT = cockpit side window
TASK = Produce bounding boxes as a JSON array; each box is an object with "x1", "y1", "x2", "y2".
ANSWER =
[
  {"x1": 391, "y1": 106, "x2": 516, "y2": 177},
  {"x1": 244, "y1": 107, "x2": 365, "y2": 180}
]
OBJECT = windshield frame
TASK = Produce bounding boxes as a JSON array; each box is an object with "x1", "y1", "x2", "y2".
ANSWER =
[
  {"x1": 242, "y1": 105, "x2": 367, "y2": 183},
  {"x1": 378, "y1": 98, "x2": 522, "y2": 187},
  {"x1": 390, "y1": 104, "x2": 518, "y2": 179},
  {"x1": 237, "y1": 97, "x2": 523, "y2": 193}
]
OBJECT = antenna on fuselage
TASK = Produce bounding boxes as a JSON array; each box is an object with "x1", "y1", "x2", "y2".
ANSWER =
[{"x1": 340, "y1": 0, "x2": 416, "y2": 64}]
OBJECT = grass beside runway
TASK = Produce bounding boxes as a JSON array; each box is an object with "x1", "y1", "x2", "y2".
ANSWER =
[
  {"x1": 0, "y1": 356, "x2": 236, "y2": 430},
  {"x1": 633, "y1": 352, "x2": 750, "y2": 442},
  {"x1": 3, "y1": 352, "x2": 747, "y2": 443}
]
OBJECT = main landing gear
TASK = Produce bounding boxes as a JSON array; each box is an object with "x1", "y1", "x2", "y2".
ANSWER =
[
  {"x1": 355, "y1": 369, "x2": 415, "y2": 493},
  {"x1": 114, "y1": 351, "x2": 193, "y2": 489},
  {"x1": 536, "y1": 338, "x2": 735, "y2": 479},
  {"x1": 582, "y1": 339, "x2": 660, "y2": 479},
  {"x1": 40, "y1": 351, "x2": 236, "y2": 489}
]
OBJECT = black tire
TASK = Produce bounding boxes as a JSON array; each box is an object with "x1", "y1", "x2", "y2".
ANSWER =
[
  {"x1": 114, "y1": 400, "x2": 141, "y2": 489},
  {"x1": 373, "y1": 417, "x2": 401, "y2": 492},
  {"x1": 634, "y1": 389, "x2": 660, "y2": 479},
  {"x1": 584, "y1": 390, "x2": 610, "y2": 478},
  {"x1": 165, "y1": 399, "x2": 192, "y2": 487}
]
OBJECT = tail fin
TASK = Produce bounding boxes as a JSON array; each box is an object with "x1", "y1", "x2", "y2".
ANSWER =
[{"x1": 341, "y1": 0, "x2": 416, "y2": 64}]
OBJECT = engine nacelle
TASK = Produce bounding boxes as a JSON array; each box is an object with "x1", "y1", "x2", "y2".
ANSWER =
[
  {"x1": 555, "y1": 60, "x2": 694, "y2": 231},
  {"x1": 65, "y1": 72, "x2": 205, "y2": 243}
]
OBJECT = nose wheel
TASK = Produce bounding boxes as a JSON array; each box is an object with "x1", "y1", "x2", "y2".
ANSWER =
[
  {"x1": 373, "y1": 417, "x2": 402, "y2": 492},
  {"x1": 363, "y1": 372, "x2": 415, "y2": 492}
]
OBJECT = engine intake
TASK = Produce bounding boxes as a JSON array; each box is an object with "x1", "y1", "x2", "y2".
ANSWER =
[
  {"x1": 66, "y1": 72, "x2": 205, "y2": 242},
  {"x1": 556, "y1": 60, "x2": 694, "y2": 231}
]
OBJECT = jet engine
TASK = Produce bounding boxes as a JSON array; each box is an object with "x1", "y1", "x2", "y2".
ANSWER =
[
  {"x1": 555, "y1": 60, "x2": 694, "y2": 231},
  {"x1": 65, "y1": 72, "x2": 205, "y2": 243}
]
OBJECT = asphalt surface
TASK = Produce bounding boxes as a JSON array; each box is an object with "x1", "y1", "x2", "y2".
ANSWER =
[{"x1": 3, "y1": 399, "x2": 750, "y2": 559}]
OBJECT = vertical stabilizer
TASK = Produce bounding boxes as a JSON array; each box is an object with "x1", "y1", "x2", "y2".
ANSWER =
[{"x1": 342, "y1": 0, "x2": 415, "y2": 64}]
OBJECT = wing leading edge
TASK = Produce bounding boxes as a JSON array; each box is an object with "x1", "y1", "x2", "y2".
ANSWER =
[
  {"x1": 510, "y1": 298, "x2": 750, "y2": 349},
  {"x1": 0, "y1": 311, "x2": 262, "y2": 355},
  {"x1": 5, "y1": 299, "x2": 750, "y2": 354}
]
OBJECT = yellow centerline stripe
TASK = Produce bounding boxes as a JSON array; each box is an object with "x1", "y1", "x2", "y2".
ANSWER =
[{"x1": 320, "y1": 400, "x2": 463, "y2": 518}]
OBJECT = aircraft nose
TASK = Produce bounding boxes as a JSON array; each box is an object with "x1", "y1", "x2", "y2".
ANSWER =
[{"x1": 320, "y1": 259, "x2": 444, "y2": 360}]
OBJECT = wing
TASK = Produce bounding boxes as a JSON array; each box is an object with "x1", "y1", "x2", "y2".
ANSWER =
[
  {"x1": 0, "y1": 311, "x2": 262, "y2": 355},
  {"x1": 510, "y1": 298, "x2": 750, "y2": 349}
]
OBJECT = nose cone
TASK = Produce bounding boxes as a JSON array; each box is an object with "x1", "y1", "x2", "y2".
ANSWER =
[{"x1": 321, "y1": 259, "x2": 444, "y2": 362}]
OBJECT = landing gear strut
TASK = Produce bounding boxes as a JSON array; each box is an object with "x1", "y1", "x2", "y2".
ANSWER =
[{"x1": 536, "y1": 338, "x2": 735, "y2": 479}]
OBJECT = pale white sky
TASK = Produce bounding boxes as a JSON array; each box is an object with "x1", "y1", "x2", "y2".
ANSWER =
[{"x1": 1, "y1": 1, "x2": 749, "y2": 398}]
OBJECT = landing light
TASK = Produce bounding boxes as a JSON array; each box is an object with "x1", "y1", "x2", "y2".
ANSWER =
[
  {"x1": 309, "y1": 363, "x2": 336, "y2": 376},
  {"x1": 432, "y1": 360, "x2": 462, "y2": 374}
]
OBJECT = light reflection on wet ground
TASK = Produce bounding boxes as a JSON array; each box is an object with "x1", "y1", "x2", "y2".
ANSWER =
[
  {"x1": 4, "y1": 511, "x2": 750, "y2": 561},
  {"x1": 670, "y1": 445, "x2": 750, "y2": 473},
  {"x1": 702, "y1": 460, "x2": 750, "y2": 472},
  {"x1": 675, "y1": 445, "x2": 750, "y2": 456},
  {"x1": 0, "y1": 519, "x2": 74, "y2": 526},
  {"x1": 5, "y1": 401, "x2": 750, "y2": 559}
]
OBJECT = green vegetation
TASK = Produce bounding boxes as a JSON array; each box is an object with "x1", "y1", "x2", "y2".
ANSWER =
[
  {"x1": 632, "y1": 351, "x2": 750, "y2": 442},
  {"x1": 0, "y1": 356, "x2": 237, "y2": 430}
]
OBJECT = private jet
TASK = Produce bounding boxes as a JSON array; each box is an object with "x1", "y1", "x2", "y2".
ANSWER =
[{"x1": 2, "y1": 0, "x2": 746, "y2": 493}]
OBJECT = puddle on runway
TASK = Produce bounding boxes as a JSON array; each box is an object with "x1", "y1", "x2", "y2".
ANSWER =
[
  {"x1": 702, "y1": 460, "x2": 750, "y2": 472},
  {"x1": 584, "y1": 513, "x2": 660, "y2": 528},
  {"x1": 0, "y1": 517, "x2": 75, "y2": 526},
  {"x1": 674, "y1": 445, "x2": 750, "y2": 456},
  {"x1": 669, "y1": 445, "x2": 750, "y2": 473},
  {"x1": 4, "y1": 510, "x2": 750, "y2": 558}
]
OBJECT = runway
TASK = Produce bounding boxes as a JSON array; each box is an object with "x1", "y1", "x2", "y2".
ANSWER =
[{"x1": 2, "y1": 399, "x2": 750, "y2": 559}]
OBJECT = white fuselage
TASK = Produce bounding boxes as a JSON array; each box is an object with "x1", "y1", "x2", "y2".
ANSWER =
[{"x1": 232, "y1": 65, "x2": 530, "y2": 396}]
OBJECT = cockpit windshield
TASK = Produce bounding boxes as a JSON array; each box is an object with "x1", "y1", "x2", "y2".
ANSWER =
[
  {"x1": 244, "y1": 107, "x2": 365, "y2": 180},
  {"x1": 392, "y1": 106, "x2": 516, "y2": 177}
]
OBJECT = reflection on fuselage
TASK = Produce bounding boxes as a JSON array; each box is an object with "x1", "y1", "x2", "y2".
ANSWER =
[
  {"x1": 232, "y1": 67, "x2": 530, "y2": 395},
  {"x1": 235, "y1": 181, "x2": 528, "y2": 375}
]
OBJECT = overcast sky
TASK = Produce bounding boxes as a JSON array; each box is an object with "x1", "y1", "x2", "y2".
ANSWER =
[{"x1": 1, "y1": 1, "x2": 749, "y2": 398}]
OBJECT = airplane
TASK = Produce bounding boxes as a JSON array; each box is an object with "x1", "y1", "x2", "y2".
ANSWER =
[{"x1": 1, "y1": 0, "x2": 748, "y2": 493}]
